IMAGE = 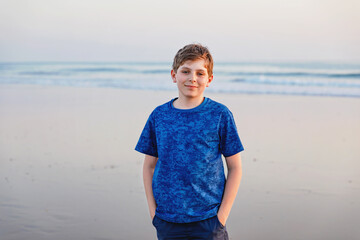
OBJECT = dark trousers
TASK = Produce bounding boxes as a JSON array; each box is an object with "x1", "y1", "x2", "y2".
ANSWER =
[{"x1": 152, "y1": 215, "x2": 229, "y2": 240}]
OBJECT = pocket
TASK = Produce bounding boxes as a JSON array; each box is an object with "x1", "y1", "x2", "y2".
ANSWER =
[
  {"x1": 152, "y1": 215, "x2": 157, "y2": 226},
  {"x1": 216, "y1": 215, "x2": 225, "y2": 228}
]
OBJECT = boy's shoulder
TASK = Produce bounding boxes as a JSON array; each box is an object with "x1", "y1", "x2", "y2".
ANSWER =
[
  {"x1": 206, "y1": 98, "x2": 230, "y2": 111},
  {"x1": 150, "y1": 99, "x2": 173, "y2": 114}
]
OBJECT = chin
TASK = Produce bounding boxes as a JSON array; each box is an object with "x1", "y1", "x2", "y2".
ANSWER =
[{"x1": 186, "y1": 95, "x2": 202, "y2": 99}]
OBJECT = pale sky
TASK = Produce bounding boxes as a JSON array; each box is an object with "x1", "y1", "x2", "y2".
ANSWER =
[{"x1": 1, "y1": 0, "x2": 359, "y2": 62}]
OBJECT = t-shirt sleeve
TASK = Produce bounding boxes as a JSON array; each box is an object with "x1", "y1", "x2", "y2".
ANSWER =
[
  {"x1": 219, "y1": 108, "x2": 244, "y2": 157},
  {"x1": 135, "y1": 111, "x2": 158, "y2": 157}
]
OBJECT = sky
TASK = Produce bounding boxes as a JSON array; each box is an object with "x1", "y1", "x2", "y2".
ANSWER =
[{"x1": 1, "y1": 0, "x2": 360, "y2": 62}]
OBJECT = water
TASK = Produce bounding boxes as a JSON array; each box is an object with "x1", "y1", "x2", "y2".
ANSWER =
[{"x1": 1, "y1": 62, "x2": 360, "y2": 97}]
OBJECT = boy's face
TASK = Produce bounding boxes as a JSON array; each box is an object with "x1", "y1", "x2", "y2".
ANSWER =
[{"x1": 171, "y1": 59, "x2": 213, "y2": 101}]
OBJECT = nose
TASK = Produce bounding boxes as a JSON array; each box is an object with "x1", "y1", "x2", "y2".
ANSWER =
[{"x1": 189, "y1": 72, "x2": 197, "y2": 82}]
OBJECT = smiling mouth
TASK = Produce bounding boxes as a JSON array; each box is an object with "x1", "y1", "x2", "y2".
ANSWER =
[{"x1": 185, "y1": 85, "x2": 197, "y2": 88}]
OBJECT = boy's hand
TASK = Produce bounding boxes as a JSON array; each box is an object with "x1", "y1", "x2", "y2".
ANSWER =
[
  {"x1": 150, "y1": 209, "x2": 156, "y2": 220},
  {"x1": 217, "y1": 212, "x2": 227, "y2": 226}
]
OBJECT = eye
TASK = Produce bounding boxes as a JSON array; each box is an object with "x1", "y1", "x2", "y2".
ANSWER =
[
  {"x1": 197, "y1": 72, "x2": 204, "y2": 76},
  {"x1": 182, "y1": 71, "x2": 189, "y2": 74}
]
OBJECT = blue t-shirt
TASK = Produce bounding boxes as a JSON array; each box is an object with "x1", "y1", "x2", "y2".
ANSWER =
[{"x1": 135, "y1": 97, "x2": 244, "y2": 223}]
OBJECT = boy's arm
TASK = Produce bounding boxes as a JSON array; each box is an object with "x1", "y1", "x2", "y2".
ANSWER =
[
  {"x1": 143, "y1": 154, "x2": 158, "y2": 220},
  {"x1": 217, "y1": 152, "x2": 242, "y2": 226}
]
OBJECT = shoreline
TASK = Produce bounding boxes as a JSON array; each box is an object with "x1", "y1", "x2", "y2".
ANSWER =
[{"x1": 2, "y1": 83, "x2": 360, "y2": 99}]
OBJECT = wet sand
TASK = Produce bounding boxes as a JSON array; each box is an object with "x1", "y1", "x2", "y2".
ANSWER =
[{"x1": 1, "y1": 85, "x2": 359, "y2": 240}]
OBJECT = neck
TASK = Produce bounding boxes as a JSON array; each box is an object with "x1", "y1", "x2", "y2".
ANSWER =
[{"x1": 173, "y1": 96, "x2": 204, "y2": 109}]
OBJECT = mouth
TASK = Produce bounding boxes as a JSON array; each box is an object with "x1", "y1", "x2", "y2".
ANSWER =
[{"x1": 185, "y1": 85, "x2": 198, "y2": 88}]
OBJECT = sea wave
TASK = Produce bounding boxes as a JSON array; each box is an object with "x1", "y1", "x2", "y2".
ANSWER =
[
  {"x1": 1, "y1": 62, "x2": 360, "y2": 98},
  {"x1": 218, "y1": 71, "x2": 360, "y2": 79},
  {"x1": 231, "y1": 78, "x2": 360, "y2": 88}
]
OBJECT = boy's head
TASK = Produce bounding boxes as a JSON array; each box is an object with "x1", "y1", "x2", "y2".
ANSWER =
[{"x1": 172, "y1": 43, "x2": 213, "y2": 77}]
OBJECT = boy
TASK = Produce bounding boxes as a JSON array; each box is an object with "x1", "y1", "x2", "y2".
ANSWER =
[{"x1": 135, "y1": 44, "x2": 244, "y2": 240}]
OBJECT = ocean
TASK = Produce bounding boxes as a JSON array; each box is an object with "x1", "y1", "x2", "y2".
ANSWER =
[{"x1": 1, "y1": 62, "x2": 360, "y2": 97}]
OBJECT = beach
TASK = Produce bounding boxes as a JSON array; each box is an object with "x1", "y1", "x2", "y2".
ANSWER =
[{"x1": 1, "y1": 84, "x2": 359, "y2": 240}]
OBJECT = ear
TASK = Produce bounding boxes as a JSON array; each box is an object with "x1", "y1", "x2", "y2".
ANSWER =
[
  {"x1": 206, "y1": 74, "x2": 213, "y2": 87},
  {"x1": 171, "y1": 70, "x2": 177, "y2": 83}
]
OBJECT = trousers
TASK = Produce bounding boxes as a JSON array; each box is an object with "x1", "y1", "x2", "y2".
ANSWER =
[{"x1": 152, "y1": 215, "x2": 229, "y2": 240}]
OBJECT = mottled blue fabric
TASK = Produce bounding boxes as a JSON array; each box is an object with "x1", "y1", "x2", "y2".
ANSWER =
[{"x1": 135, "y1": 97, "x2": 244, "y2": 223}]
